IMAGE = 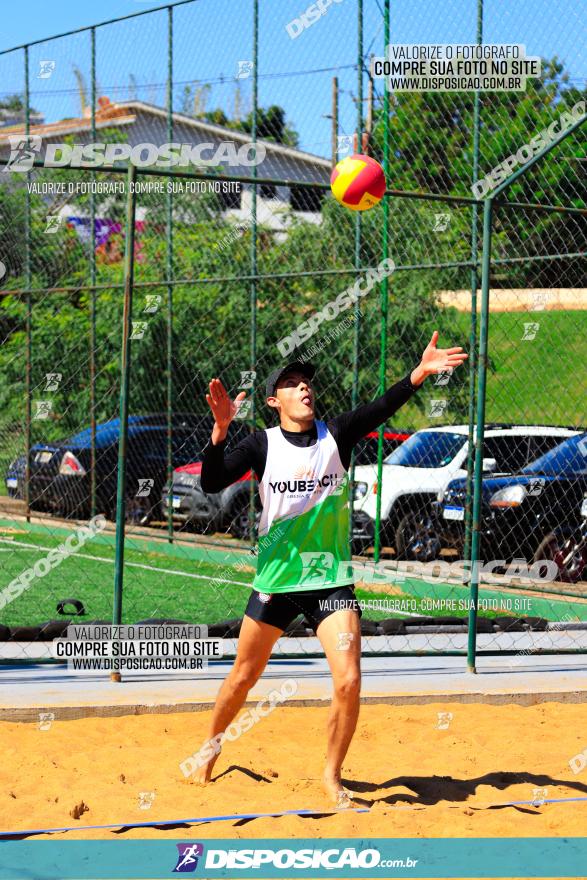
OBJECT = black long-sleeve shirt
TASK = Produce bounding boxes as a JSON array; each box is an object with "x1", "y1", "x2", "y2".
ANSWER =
[{"x1": 201, "y1": 372, "x2": 420, "y2": 493}]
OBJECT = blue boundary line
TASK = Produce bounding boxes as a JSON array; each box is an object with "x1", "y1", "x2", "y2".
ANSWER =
[
  {"x1": 0, "y1": 807, "x2": 371, "y2": 838},
  {"x1": 2, "y1": 797, "x2": 587, "y2": 838}
]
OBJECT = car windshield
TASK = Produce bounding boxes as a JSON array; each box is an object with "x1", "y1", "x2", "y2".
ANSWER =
[
  {"x1": 384, "y1": 431, "x2": 465, "y2": 468},
  {"x1": 522, "y1": 433, "x2": 587, "y2": 476}
]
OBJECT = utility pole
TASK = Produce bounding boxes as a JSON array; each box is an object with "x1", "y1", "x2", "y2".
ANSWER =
[
  {"x1": 351, "y1": 60, "x2": 374, "y2": 154},
  {"x1": 234, "y1": 81, "x2": 241, "y2": 123},
  {"x1": 332, "y1": 76, "x2": 339, "y2": 165},
  {"x1": 363, "y1": 55, "x2": 374, "y2": 154}
]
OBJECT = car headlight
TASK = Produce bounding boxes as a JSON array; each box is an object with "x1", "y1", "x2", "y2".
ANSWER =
[
  {"x1": 182, "y1": 475, "x2": 199, "y2": 488},
  {"x1": 352, "y1": 481, "x2": 368, "y2": 500},
  {"x1": 172, "y1": 472, "x2": 199, "y2": 488},
  {"x1": 489, "y1": 484, "x2": 527, "y2": 508}
]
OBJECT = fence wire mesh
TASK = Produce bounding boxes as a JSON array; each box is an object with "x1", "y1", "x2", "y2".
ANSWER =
[{"x1": 0, "y1": 0, "x2": 585, "y2": 663}]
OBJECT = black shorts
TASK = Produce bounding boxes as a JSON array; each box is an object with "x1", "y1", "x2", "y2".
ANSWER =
[{"x1": 244, "y1": 584, "x2": 362, "y2": 634}]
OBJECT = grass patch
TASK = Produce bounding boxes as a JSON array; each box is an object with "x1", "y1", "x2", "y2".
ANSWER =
[
  {"x1": 0, "y1": 530, "x2": 252, "y2": 626},
  {"x1": 0, "y1": 526, "x2": 582, "y2": 628},
  {"x1": 400, "y1": 309, "x2": 587, "y2": 430}
]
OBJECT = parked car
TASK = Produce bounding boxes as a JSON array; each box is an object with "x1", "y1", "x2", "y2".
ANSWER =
[
  {"x1": 351, "y1": 424, "x2": 580, "y2": 559},
  {"x1": 164, "y1": 430, "x2": 410, "y2": 540},
  {"x1": 164, "y1": 461, "x2": 260, "y2": 539},
  {"x1": 537, "y1": 492, "x2": 587, "y2": 583},
  {"x1": 22, "y1": 413, "x2": 217, "y2": 524},
  {"x1": 5, "y1": 454, "x2": 26, "y2": 498},
  {"x1": 434, "y1": 432, "x2": 587, "y2": 577},
  {"x1": 353, "y1": 430, "x2": 411, "y2": 466}
]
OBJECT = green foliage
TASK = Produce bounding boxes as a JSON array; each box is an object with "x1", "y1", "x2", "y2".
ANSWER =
[
  {"x1": 0, "y1": 94, "x2": 33, "y2": 112},
  {"x1": 176, "y1": 80, "x2": 300, "y2": 147},
  {"x1": 370, "y1": 58, "x2": 586, "y2": 287},
  {"x1": 234, "y1": 105, "x2": 300, "y2": 148},
  {"x1": 0, "y1": 56, "x2": 583, "y2": 462}
]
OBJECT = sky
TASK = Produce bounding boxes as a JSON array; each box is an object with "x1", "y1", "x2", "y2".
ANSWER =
[{"x1": 0, "y1": 0, "x2": 584, "y2": 158}]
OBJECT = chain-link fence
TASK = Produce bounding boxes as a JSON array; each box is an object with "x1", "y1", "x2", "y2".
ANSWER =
[{"x1": 0, "y1": 0, "x2": 585, "y2": 665}]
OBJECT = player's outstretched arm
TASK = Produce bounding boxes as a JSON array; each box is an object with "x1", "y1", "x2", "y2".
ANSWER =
[
  {"x1": 201, "y1": 378, "x2": 256, "y2": 494},
  {"x1": 329, "y1": 330, "x2": 468, "y2": 450},
  {"x1": 206, "y1": 378, "x2": 247, "y2": 445},
  {"x1": 410, "y1": 330, "x2": 468, "y2": 386}
]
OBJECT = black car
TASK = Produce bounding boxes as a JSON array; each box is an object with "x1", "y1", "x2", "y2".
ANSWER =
[
  {"x1": 543, "y1": 493, "x2": 587, "y2": 582},
  {"x1": 5, "y1": 454, "x2": 26, "y2": 498},
  {"x1": 22, "y1": 413, "x2": 215, "y2": 524},
  {"x1": 434, "y1": 432, "x2": 587, "y2": 570},
  {"x1": 163, "y1": 461, "x2": 260, "y2": 539}
]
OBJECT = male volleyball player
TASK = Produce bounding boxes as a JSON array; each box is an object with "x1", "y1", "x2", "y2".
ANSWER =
[{"x1": 196, "y1": 331, "x2": 467, "y2": 806}]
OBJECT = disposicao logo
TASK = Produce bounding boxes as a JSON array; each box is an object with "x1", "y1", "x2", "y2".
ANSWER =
[{"x1": 173, "y1": 843, "x2": 204, "y2": 873}]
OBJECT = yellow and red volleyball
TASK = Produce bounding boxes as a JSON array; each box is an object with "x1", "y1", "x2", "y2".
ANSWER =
[{"x1": 330, "y1": 153, "x2": 386, "y2": 212}]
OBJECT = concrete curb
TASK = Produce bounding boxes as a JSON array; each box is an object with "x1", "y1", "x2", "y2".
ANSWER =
[{"x1": 3, "y1": 688, "x2": 587, "y2": 723}]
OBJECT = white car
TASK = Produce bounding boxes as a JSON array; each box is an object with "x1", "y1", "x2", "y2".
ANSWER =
[{"x1": 351, "y1": 424, "x2": 579, "y2": 560}]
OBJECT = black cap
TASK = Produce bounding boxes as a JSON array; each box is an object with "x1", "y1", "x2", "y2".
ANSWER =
[{"x1": 265, "y1": 360, "x2": 316, "y2": 402}]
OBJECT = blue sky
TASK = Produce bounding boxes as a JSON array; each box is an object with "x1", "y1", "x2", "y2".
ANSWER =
[{"x1": 0, "y1": 0, "x2": 584, "y2": 158}]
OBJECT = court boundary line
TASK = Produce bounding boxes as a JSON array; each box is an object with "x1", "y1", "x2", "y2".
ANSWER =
[{"x1": 2, "y1": 797, "x2": 587, "y2": 839}]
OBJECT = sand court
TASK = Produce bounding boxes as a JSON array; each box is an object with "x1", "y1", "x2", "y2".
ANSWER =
[{"x1": 1, "y1": 700, "x2": 586, "y2": 841}]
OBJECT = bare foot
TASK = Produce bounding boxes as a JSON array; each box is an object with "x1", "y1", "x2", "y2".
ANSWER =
[
  {"x1": 323, "y1": 772, "x2": 354, "y2": 809},
  {"x1": 193, "y1": 747, "x2": 221, "y2": 785}
]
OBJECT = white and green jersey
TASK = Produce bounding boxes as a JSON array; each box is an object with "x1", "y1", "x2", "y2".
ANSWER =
[
  {"x1": 253, "y1": 420, "x2": 353, "y2": 593},
  {"x1": 200, "y1": 373, "x2": 419, "y2": 594}
]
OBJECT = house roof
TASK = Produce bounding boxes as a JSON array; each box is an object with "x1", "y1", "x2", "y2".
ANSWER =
[
  {"x1": 0, "y1": 109, "x2": 44, "y2": 124},
  {"x1": 0, "y1": 97, "x2": 331, "y2": 168},
  {"x1": 0, "y1": 99, "x2": 135, "y2": 143}
]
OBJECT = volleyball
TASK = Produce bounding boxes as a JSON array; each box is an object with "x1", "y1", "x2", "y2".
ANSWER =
[{"x1": 330, "y1": 153, "x2": 386, "y2": 211}]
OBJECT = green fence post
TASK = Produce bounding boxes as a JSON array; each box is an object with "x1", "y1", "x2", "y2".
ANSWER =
[
  {"x1": 111, "y1": 163, "x2": 137, "y2": 683},
  {"x1": 89, "y1": 26, "x2": 97, "y2": 519},
  {"x1": 24, "y1": 44, "x2": 32, "y2": 525},
  {"x1": 166, "y1": 4, "x2": 174, "y2": 544},
  {"x1": 374, "y1": 0, "x2": 390, "y2": 563},
  {"x1": 467, "y1": 196, "x2": 492, "y2": 673},
  {"x1": 349, "y1": 0, "x2": 363, "y2": 551},
  {"x1": 248, "y1": 0, "x2": 259, "y2": 549},
  {"x1": 463, "y1": 0, "x2": 483, "y2": 573}
]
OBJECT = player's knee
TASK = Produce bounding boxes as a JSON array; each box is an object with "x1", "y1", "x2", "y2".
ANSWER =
[
  {"x1": 230, "y1": 663, "x2": 261, "y2": 692},
  {"x1": 334, "y1": 670, "x2": 361, "y2": 700}
]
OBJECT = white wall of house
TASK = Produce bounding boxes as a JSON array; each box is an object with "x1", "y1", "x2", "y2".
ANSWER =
[{"x1": 0, "y1": 101, "x2": 332, "y2": 234}]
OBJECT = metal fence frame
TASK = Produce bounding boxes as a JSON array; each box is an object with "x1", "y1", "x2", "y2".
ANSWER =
[{"x1": 108, "y1": 105, "x2": 584, "y2": 676}]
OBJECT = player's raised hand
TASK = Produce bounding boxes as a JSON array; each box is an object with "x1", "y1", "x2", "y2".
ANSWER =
[
  {"x1": 411, "y1": 330, "x2": 468, "y2": 385},
  {"x1": 206, "y1": 378, "x2": 246, "y2": 443}
]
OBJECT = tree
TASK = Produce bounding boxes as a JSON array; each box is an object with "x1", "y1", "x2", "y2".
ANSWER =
[
  {"x1": 0, "y1": 57, "x2": 583, "y2": 453},
  {"x1": 0, "y1": 94, "x2": 39, "y2": 114},
  {"x1": 235, "y1": 105, "x2": 299, "y2": 147},
  {"x1": 368, "y1": 57, "x2": 585, "y2": 287},
  {"x1": 184, "y1": 93, "x2": 300, "y2": 147}
]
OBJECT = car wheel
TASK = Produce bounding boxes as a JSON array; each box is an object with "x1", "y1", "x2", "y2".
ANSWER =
[
  {"x1": 128, "y1": 492, "x2": 157, "y2": 526},
  {"x1": 395, "y1": 512, "x2": 441, "y2": 562},
  {"x1": 229, "y1": 496, "x2": 261, "y2": 540},
  {"x1": 533, "y1": 532, "x2": 587, "y2": 584},
  {"x1": 351, "y1": 538, "x2": 371, "y2": 556},
  {"x1": 110, "y1": 492, "x2": 155, "y2": 527}
]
